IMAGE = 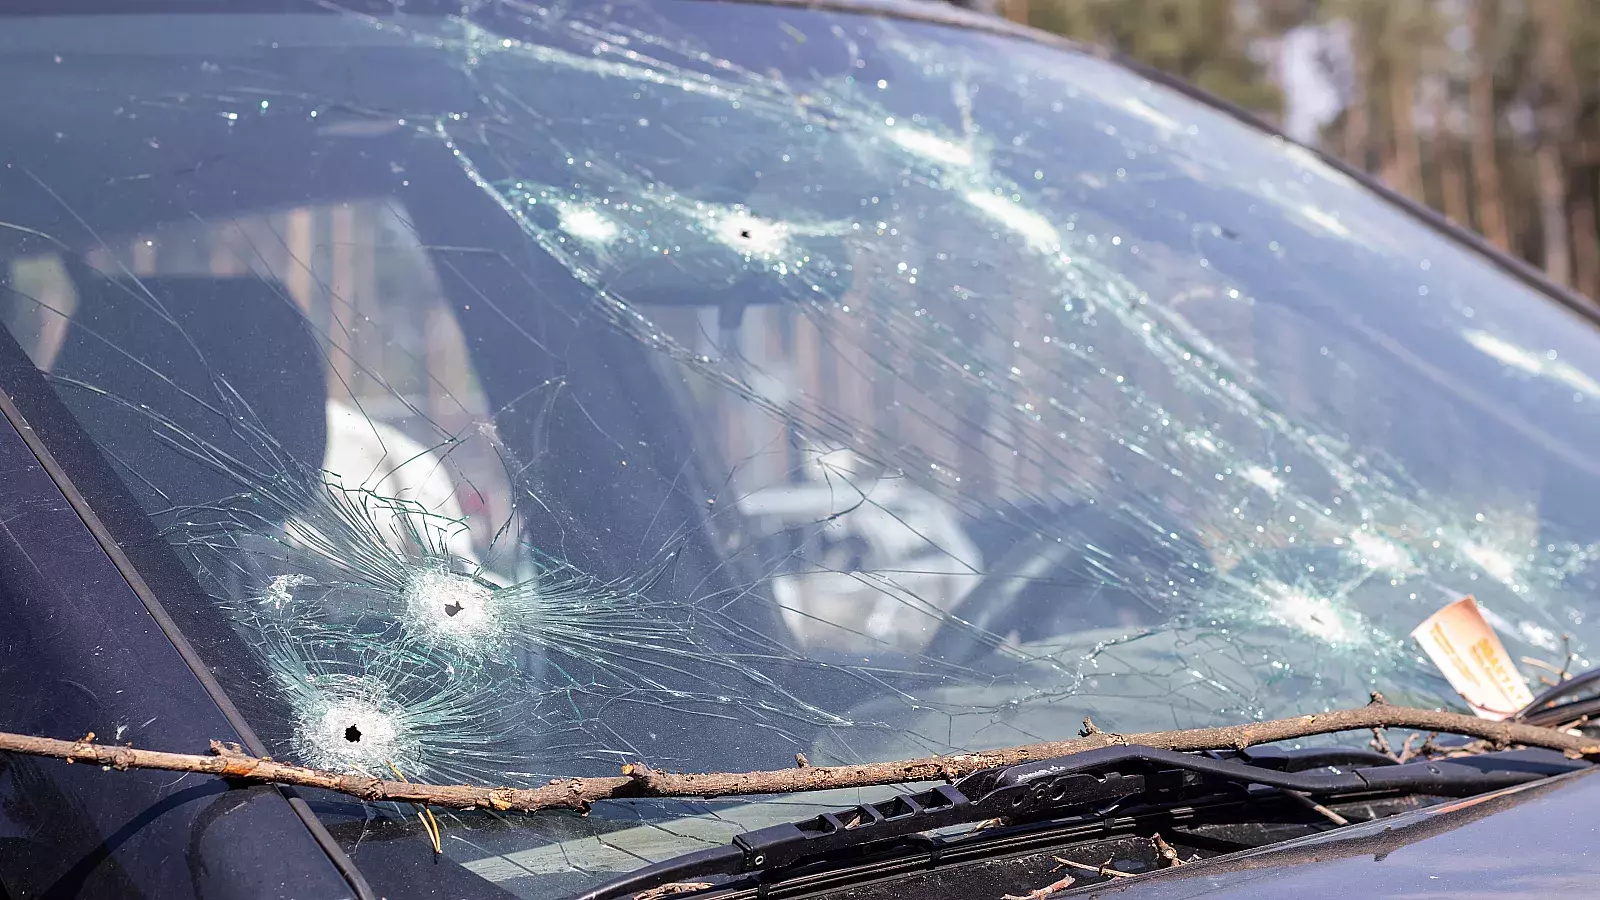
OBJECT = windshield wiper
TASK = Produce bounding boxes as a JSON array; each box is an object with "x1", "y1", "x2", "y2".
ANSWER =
[{"x1": 575, "y1": 744, "x2": 1588, "y2": 900}]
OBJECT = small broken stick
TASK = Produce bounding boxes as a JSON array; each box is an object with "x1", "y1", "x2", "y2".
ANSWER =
[
  {"x1": 1053, "y1": 856, "x2": 1133, "y2": 878},
  {"x1": 633, "y1": 882, "x2": 716, "y2": 900},
  {"x1": 1281, "y1": 789, "x2": 1350, "y2": 826},
  {"x1": 1151, "y1": 832, "x2": 1183, "y2": 867},
  {"x1": 1001, "y1": 873, "x2": 1075, "y2": 900},
  {"x1": 1370, "y1": 727, "x2": 1398, "y2": 760}
]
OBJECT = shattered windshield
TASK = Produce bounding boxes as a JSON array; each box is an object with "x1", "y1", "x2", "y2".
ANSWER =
[{"x1": 5, "y1": 1, "x2": 1600, "y2": 895}]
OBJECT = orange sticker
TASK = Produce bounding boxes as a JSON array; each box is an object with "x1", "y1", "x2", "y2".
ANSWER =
[{"x1": 1411, "y1": 596, "x2": 1534, "y2": 720}]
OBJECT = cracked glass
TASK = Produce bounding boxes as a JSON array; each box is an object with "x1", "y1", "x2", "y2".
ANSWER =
[{"x1": 5, "y1": 2, "x2": 1600, "y2": 897}]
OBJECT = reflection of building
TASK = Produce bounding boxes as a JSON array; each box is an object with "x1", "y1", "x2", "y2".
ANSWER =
[{"x1": 5, "y1": 201, "x2": 514, "y2": 565}]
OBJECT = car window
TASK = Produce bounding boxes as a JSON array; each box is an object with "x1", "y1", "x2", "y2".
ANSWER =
[{"x1": 3, "y1": 4, "x2": 1600, "y2": 897}]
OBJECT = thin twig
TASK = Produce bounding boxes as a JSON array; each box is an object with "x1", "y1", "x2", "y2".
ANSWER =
[
  {"x1": 1151, "y1": 832, "x2": 1183, "y2": 867},
  {"x1": 1002, "y1": 872, "x2": 1075, "y2": 900},
  {"x1": 1281, "y1": 789, "x2": 1350, "y2": 826},
  {"x1": 1521, "y1": 636, "x2": 1576, "y2": 686},
  {"x1": 1052, "y1": 856, "x2": 1133, "y2": 878},
  {"x1": 1369, "y1": 727, "x2": 1397, "y2": 760},
  {"x1": 387, "y1": 760, "x2": 441, "y2": 855},
  {"x1": 1522, "y1": 656, "x2": 1565, "y2": 677},
  {"x1": 633, "y1": 883, "x2": 716, "y2": 900},
  {"x1": 2, "y1": 701, "x2": 1597, "y2": 814},
  {"x1": 1523, "y1": 657, "x2": 1568, "y2": 686}
]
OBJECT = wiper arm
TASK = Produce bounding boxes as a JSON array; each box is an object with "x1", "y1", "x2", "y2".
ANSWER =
[{"x1": 575, "y1": 744, "x2": 1586, "y2": 900}]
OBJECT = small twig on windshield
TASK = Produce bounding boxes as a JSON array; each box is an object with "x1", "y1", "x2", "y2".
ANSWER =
[
  {"x1": 1522, "y1": 657, "x2": 1564, "y2": 677},
  {"x1": 1001, "y1": 872, "x2": 1075, "y2": 900},
  {"x1": 1521, "y1": 635, "x2": 1577, "y2": 687},
  {"x1": 1150, "y1": 833, "x2": 1183, "y2": 867},
  {"x1": 632, "y1": 883, "x2": 716, "y2": 900},
  {"x1": 1052, "y1": 856, "x2": 1132, "y2": 879},
  {"x1": 1524, "y1": 657, "x2": 1568, "y2": 686},
  {"x1": 1, "y1": 699, "x2": 1598, "y2": 815},
  {"x1": 1281, "y1": 790, "x2": 1350, "y2": 826}
]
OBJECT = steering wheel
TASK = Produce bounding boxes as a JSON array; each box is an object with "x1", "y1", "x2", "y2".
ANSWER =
[{"x1": 921, "y1": 501, "x2": 1208, "y2": 668}]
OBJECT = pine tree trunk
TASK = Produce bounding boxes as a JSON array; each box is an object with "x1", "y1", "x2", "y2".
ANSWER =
[
  {"x1": 1469, "y1": 0, "x2": 1510, "y2": 248},
  {"x1": 1571, "y1": 170, "x2": 1600, "y2": 301},
  {"x1": 1535, "y1": 143, "x2": 1572, "y2": 285},
  {"x1": 1439, "y1": 141, "x2": 1473, "y2": 226},
  {"x1": 1432, "y1": 76, "x2": 1471, "y2": 225},
  {"x1": 1530, "y1": 0, "x2": 1576, "y2": 286},
  {"x1": 1344, "y1": 33, "x2": 1371, "y2": 169},
  {"x1": 1389, "y1": 58, "x2": 1422, "y2": 199}
]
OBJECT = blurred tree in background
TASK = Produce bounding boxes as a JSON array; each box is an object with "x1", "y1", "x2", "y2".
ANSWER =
[
  {"x1": 1028, "y1": 0, "x2": 1284, "y2": 109},
  {"x1": 1010, "y1": 0, "x2": 1600, "y2": 302}
]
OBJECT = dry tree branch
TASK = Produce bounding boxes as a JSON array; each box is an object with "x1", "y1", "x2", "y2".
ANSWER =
[{"x1": 3, "y1": 698, "x2": 1596, "y2": 815}]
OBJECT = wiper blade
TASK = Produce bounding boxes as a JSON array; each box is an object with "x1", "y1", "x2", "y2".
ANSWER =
[{"x1": 574, "y1": 744, "x2": 1587, "y2": 900}]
